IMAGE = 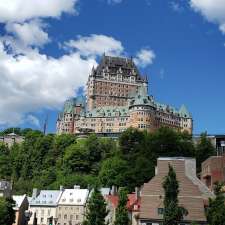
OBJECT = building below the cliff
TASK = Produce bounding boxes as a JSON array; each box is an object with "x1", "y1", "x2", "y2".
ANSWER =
[{"x1": 57, "y1": 55, "x2": 193, "y2": 135}]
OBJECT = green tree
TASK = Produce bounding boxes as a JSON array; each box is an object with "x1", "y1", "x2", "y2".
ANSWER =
[
  {"x1": 0, "y1": 143, "x2": 11, "y2": 179},
  {"x1": 63, "y1": 143, "x2": 90, "y2": 173},
  {"x1": 119, "y1": 128, "x2": 145, "y2": 161},
  {"x1": 114, "y1": 188, "x2": 130, "y2": 225},
  {"x1": 207, "y1": 182, "x2": 225, "y2": 225},
  {"x1": 83, "y1": 187, "x2": 108, "y2": 225},
  {"x1": 98, "y1": 156, "x2": 128, "y2": 187},
  {"x1": 0, "y1": 197, "x2": 15, "y2": 225},
  {"x1": 163, "y1": 164, "x2": 188, "y2": 225},
  {"x1": 196, "y1": 133, "x2": 216, "y2": 172},
  {"x1": 149, "y1": 127, "x2": 195, "y2": 158}
]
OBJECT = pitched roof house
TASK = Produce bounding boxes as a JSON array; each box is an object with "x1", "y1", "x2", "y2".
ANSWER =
[{"x1": 139, "y1": 157, "x2": 214, "y2": 225}]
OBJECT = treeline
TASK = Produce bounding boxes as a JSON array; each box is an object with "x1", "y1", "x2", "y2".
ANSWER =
[{"x1": 0, "y1": 127, "x2": 216, "y2": 194}]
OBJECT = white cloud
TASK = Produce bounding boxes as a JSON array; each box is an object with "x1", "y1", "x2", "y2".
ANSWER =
[
  {"x1": 64, "y1": 34, "x2": 124, "y2": 56},
  {"x1": 0, "y1": 1, "x2": 156, "y2": 128},
  {"x1": 134, "y1": 48, "x2": 155, "y2": 68},
  {"x1": 190, "y1": 0, "x2": 225, "y2": 35},
  {"x1": 0, "y1": 0, "x2": 78, "y2": 23},
  {"x1": 0, "y1": 40, "x2": 97, "y2": 126},
  {"x1": 5, "y1": 20, "x2": 50, "y2": 47}
]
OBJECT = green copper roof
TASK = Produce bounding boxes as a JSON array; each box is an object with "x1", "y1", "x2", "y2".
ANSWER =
[
  {"x1": 129, "y1": 85, "x2": 156, "y2": 108},
  {"x1": 179, "y1": 104, "x2": 192, "y2": 118},
  {"x1": 84, "y1": 106, "x2": 129, "y2": 118},
  {"x1": 63, "y1": 96, "x2": 86, "y2": 114}
]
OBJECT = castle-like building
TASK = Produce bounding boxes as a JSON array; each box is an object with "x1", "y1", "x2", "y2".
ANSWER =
[{"x1": 57, "y1": 55, "x2": 193, "y2": 135}]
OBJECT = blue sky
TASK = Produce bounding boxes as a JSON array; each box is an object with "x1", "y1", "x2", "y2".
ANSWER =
[{"x1": 0, "y1": 0, "x2": 225, "y2": 134}]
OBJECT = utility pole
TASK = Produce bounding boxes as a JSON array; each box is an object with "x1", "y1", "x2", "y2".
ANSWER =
[{"x1": 43, "y1": 114, "x2": 48, "y2": 135}]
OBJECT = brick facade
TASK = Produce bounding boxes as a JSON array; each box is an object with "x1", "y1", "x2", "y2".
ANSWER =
[
  {"x1": 139, "y1": 158, "x2": 213, "y2": 225},
  {"x1": 201, "y1": 154, "x2": 225, "y2": 191},
  {"x1": 57, "y1": 55, "x2": 193, "y2": 135}
]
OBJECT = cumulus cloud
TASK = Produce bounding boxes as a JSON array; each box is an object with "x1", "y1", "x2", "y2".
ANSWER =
[
  {"x1": 0, "y1": 0, "x2": 78, "y2": 23},
  {"x1": 190, "y1": 0, "x2": 225, "y2": 35},
  {"x1": 0, "y1": 1, "x2": 156, "y2": 128},
  {"x1": 134, "y1": 48, "x2": 155, "y2": 68},
  {"x1": 5, "y1": 20, "x2": 50, "y2": 47},
  {"x1": 0, "y1": 40, "x2": 96, "y2": 126},
  {"x1": 64, "y1": 34, "x2": 124, "y2": 57}
]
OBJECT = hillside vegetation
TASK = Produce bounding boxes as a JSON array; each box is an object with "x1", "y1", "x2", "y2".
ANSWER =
[{"x1": 0, "y1": 127, "x2": 216, "y2": 194}]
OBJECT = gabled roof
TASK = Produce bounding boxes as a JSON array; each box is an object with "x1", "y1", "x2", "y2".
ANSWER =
[
  {"x1": 29, "y1": 190, "x2": 62, "y2": 206},
  {"x1": 105, "y1": 193, "x2": 140, "y2": 211},
  {"x1": 13, "y1": 194, "x2": 27, "y2": 210},
  {"x1": 179, "y1": 104, "x2": 192, "y2": 118}
]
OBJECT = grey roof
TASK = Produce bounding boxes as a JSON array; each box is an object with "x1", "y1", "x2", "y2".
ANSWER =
[
  {"x1": 29, "y1": 190, "x2": 62, "y2": 206},
  {"x1": 93, "y1": 55, "x2": 147, "y2": 82},
  {"x1": 0, "y1": 181, "x2": 11, "y2": 191}
]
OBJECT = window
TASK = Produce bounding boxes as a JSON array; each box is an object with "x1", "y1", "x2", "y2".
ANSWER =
[
  {"x1": 64, "y1": 214, "x2": 67, "y2": 219},
  {"x1": 158, "y1": 208, "x2": 164, "y2": 215},
  {"x1": 76, "y1": 215, "x2": 79, "y2": 220}
]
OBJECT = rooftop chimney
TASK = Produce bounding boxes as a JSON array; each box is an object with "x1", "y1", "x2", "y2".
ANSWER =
[
  {"x1": 32, "y1": 188, "x2": 39, "y2": 198},
  {"x1": 111, "y1": 186, "x2": 117, "y2": 196},
  {"x1": 60, "y1": 185, "x2": 64, "y2": 191}
]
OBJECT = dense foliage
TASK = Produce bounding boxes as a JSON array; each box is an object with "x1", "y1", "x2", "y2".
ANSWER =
[
  {"x1": 83, "y1": 187, "x2": 108, "y2": 225},
  {"x1": 163, "y1": 164, "x2": 188, "y2": 225},
  {"x1": 0, "y1": 127, "x2": 216, "y2": 194},
  {"x1": 0, "y1": 197, "x2": 15, "y2": 225},
  {"x1": 207, "y1": 182, "x2": 225, "y2": 225},
  {"x1": 114, "y1": 188, "x2": 130, "y2": 225}
]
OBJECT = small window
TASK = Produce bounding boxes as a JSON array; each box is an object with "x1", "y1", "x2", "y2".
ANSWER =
[{"x1": 158, "y1": 208, "x2": 164, "y2": 215}]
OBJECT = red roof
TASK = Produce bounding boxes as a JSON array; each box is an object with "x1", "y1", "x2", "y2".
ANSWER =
[{"x1": 105, "y1": 193, "x2": 141, "y2": 212}]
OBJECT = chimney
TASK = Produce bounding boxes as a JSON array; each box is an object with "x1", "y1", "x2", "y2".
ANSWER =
[
  {"x1": 111, "y1": 186, "x2": 117, "y2": 196},
  {"x1": 32, "y1": 188, "x2": 39, "y2": 198},
  {"x1": 60, "y1": 185, "x2": 64, "y2": 191},
  {"x1": 74, "y1": 185, "x2": 80, "y2": 189},
  {"x1": 135, "y1": 187, "x2": 140, "y2": 200}
]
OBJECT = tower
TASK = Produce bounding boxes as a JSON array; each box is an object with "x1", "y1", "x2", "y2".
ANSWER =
[{"x1": 86, "y1": 55, "x2": 148, "y2": 110}]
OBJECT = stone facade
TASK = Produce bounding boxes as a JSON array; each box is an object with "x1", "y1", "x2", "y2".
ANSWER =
[
  {"x1": 139, "y1": 157, "x2": 214, "y2": 225},
  {"x1": 0, "y1": 133, "x2": 24, "y2": 148},
  {"x1": 57, "y1": 55, "x2": 193, "y2": 135},
  {"x1": 28, "y1": 189, "x2": 63, "y2": 225},
  {"x1": 57, "y1": 186, "x2": 89, "y2": 225}
]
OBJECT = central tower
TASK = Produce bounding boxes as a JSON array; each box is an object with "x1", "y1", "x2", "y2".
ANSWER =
[{"x1": 86, "y1": 55, "x2": 148, "y2": 110}]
